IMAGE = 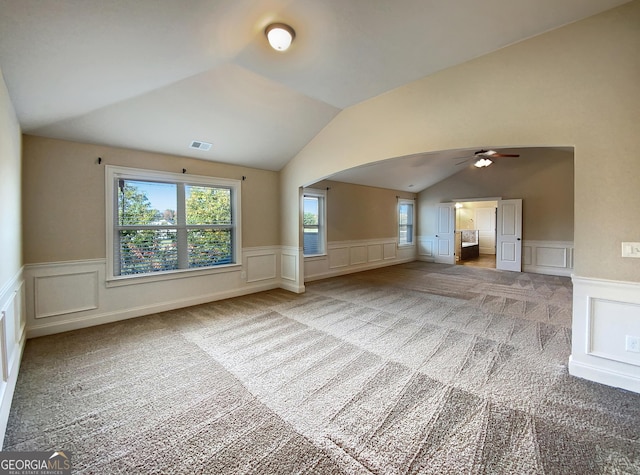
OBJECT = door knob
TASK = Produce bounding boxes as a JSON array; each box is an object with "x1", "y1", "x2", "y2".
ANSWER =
[{"x1": 517, "y1": 238, "x2": 521, "y2": 241}]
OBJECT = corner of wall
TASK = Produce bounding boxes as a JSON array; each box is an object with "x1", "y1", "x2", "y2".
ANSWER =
[
  {"x1": 0, "y1": 269, "x2": 26, "y2": 446},
  {"x1": 570, "y1": 276, "x2": 640, "y2": 394}
]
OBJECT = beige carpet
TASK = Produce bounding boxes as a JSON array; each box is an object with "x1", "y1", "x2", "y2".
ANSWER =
[{"x1": 5, "y1": 262, "x2": 640, "y2": 473}]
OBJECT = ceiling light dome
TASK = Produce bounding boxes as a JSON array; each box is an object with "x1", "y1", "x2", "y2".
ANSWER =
[{"x1": 265, "y1": 23, "x2": 295, "y2": 51}]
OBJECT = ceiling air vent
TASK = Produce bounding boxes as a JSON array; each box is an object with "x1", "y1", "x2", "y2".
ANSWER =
[{"x1": 189, "y1": 140, "x2": 212, "y2": 151}]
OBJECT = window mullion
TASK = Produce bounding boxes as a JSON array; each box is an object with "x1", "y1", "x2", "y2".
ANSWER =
[
  {"x1": 114, "y1": 178, "x2": 122, "y2": 276},
  {"x1": 177, "y1": 183, "x2": 188, "y2": 269}
]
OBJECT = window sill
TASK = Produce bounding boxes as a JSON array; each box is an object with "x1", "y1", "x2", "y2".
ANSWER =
[
  {"x1": 106, "y1": 263, "x2": 241, "y2": 288},
  {"x1": 304, "y1": 254, "x2": 327, "y2": 260},
  {"x1": 397, "y1": 243, "x2": 415, "y2": 248}
]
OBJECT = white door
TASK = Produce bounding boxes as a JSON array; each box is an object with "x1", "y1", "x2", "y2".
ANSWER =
[
  {"x1": 435, "y1": 203, "x2": 455, "y2": 264},
  {"x1": 496, "y1": 199, "x2": 522, "y2": 271}
]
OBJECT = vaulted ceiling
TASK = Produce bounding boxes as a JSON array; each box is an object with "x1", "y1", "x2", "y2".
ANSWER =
[{"x1": 0, "y1": 0, "x2": 628, "y2": 186}]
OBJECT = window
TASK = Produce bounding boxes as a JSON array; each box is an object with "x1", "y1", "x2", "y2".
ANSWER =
[
  {"x1": 398, "y1": 199, "x2": 414, "y2": 246},
  {"x1": 303, "y1": 189, "x2": 326, "y2": 256},
  {"x1": 106, "y1": 166, "x2": 241, "y2": 282}
]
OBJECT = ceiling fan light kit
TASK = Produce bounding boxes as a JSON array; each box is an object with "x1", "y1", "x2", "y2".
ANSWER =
[
  {"x1": 474, "y1": 158, "x2": 493, "y2": 167},
  {"x1": 454, "y1": 149, "x2": 521, "y2": 168}
]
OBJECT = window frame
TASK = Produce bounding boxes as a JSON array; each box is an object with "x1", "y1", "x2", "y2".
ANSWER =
[
  {"x1": 397, "y1": 198, "x2": 415, "y2": 247},
  {"x1": 105, "y1": 165, "x2": 241, "y2": 286},
  {"x1": 302, "y1": 188, "x2": 327, "y2": 257}
]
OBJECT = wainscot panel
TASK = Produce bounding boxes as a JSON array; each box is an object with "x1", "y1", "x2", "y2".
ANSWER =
[
  {"x1": 570, "y1": 276, "x2": 640, "y2": 394},
  {"x1": 522, "y1": 240, "x2": 574, "y2": 276},
  {"x1": 350, "y1": 246, "x2": 367, "y2": 266},
  {"x1": 329, "y1": 247, "x2": 349, "y2": 269},
  {"x1": 34, "y1": 271, "x2": 98, "y2": 319},
  {"x1": 245, "y1": 250, "x2": 277, "y2": 283},
  {"x1": 368, "y1": 244, "x2": 383, "y2": 262}
]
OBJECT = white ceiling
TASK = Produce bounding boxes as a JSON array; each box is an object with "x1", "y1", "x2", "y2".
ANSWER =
[{"x1": 0, "y1": 0, "x2": 629, "y2": 181}]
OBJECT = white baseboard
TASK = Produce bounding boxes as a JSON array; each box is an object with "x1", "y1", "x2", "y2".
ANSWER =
[
  {"x1": 26, "y1": 281, "x2": 280, "y2": 338},
  {"x1": 279, "y1": 281, "x2": 306, "y2": 293},
  {"x1": 569, "y1": 356, "x2": 640, "y2": 393},
  {"x1": 305, "y1": 256, "x2": 415, "y2": 282}
]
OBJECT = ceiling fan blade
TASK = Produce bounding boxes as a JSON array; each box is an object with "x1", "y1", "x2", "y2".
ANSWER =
[{"x1": 493, "y1": 153, "x2": 520, "y2": 158}]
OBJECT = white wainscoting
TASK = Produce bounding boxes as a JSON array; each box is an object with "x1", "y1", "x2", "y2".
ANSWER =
[
  {"x1": 419, "y1": 237, "x2": 574, "y2": 277},
  {"x1": 281, "y1": 246, "x2": 305, "y2": 293},
  {"x1": 570, "y1": 276, "x2": 640, "y2": 394},
  {"x1": 522, "y1": 240, "x2": 574, "y2": 276},
  {"x1": 0, "y1": 268, "x2": 26, "y2": 445},
  {"x1": 304, "y1": 238, "x2": 416, "y2": 281},
  {"x1": 24, "y1": 246, "x2": 283, "y2": 338},
  {"x1": 245, "y1": 249, "x2": 277, "y2": 283},
  {"x1": 34, "y1": 270, "x2": 99, "y2": 319}
]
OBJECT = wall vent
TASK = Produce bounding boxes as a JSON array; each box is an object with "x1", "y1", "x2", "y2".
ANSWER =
[{"x1": 189, "y1": 140, "x2": 212, "y2": 151}]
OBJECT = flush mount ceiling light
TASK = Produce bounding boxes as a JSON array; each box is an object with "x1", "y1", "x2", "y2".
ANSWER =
[{"x1": 265, "y1": 23, "x2": 295, "y2": 51}]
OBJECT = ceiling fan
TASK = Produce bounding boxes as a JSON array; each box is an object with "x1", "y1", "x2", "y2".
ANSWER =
[{"x1": 454, "y1": 149, "x2": 520, "y2": 168}]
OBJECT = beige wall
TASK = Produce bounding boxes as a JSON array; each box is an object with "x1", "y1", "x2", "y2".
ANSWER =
[
  {"x1": 0, "y1": 68, "x2": 22, "y2": 286},
  {"x1": 311, "y1": 180, "x2": 415, "y2": 242},
  {"x1": 419, "y1": 148, "x2": 574, "y2": 242},
  {"x1": 281, "y1": 1, "x2": 640, "y2": 282},
  {"x1": 22, "y1": 135, "x2": 280, "y2": 264}
]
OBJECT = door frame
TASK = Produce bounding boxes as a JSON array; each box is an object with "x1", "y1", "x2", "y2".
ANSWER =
[{"x1": 451, "y1": 196, "x2": 522, "y2": 272}]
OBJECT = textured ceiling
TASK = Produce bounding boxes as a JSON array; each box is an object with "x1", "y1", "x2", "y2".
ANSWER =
[{"x1": 0, "y1": 0, "x2": 629, "y2": 179}]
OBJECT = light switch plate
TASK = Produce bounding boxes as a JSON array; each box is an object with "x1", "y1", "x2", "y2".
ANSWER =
[{"x1": 621, "y1": 242, "x2": 640, "y2": 258}]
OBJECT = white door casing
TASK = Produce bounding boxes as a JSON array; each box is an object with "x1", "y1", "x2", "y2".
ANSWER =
[
  {"x1": 435, "y1": 203, "x2": 456, "y2": 264},
  {"x1": 496, "y1": 199, "x2": 522, "y2": 271}
]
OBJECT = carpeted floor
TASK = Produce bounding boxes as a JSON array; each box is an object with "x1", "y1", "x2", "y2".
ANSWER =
[{"x1": 4, "y1": 262, "x2": 640, "y2": 473}]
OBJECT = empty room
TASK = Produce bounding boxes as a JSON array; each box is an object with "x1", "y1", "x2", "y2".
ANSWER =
[{"x1": 1, "y1": 1, "x2": 639, "y2": 473}]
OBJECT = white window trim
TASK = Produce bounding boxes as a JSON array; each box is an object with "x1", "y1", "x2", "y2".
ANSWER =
[
  {"x1": 398, "y1": 198, "x2": 415, "y2": 248},
  {"x1": 105, "y1": 165, "x2": 242, "y2": 286},
  {"x1": 302, "y1": 188, "x2": 327, "y2": 257}
]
